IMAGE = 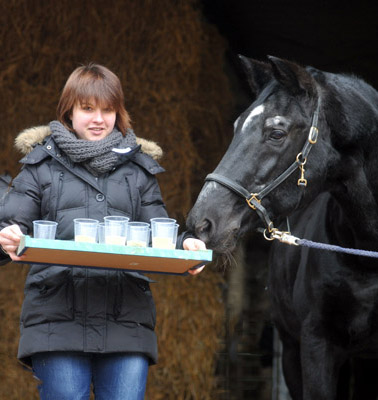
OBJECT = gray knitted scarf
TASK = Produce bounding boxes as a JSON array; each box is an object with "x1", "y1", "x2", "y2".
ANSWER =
[{"x1": 49, "y1": 121, "x2": 137, "y2": 176}]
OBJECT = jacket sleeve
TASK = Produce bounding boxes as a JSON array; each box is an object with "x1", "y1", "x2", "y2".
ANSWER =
[
  {"x1": 137, "y1": 172, "x2": 169, "y2": 223},
  {"x1": 136, "y1": 172, "x2": 199, "y2": 250},
  {"x1": 0, "y1": 164, "x2": 42, "y2": 235},
  {"x1": 0, "y1": 248, "x2": 10, "y2": 265},
  {"x1": 176, "y1": 230, "x2": 196, "y2": 250}
]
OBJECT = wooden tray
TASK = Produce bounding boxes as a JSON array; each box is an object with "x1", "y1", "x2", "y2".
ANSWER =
[{"x1": 17, "y1": 235, "x2": 213, "y2": 275}]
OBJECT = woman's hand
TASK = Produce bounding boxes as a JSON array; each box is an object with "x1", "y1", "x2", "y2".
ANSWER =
[
  {"x1": 183, "y1": 238, "x2": 207, "y2": 275},
  {"x1": 0, "y1": 224, "x2": 25, "y2": 261}
]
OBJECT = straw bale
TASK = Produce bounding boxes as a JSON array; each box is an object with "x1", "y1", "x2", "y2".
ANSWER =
[
  {"x1": 0, "y1": 0, "x2": 233, "y2": 398},
  {"x1": 146, "y1": 270, "x2": 225, "y2": 400},
  {"x1": 0, "y1": 264, "x2": 38, "y2": 399}
]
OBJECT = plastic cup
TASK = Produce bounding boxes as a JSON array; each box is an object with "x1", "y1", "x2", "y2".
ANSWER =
[
  {"x1": 97, "y1": 222, "x2": 105, "y2": 244},
  {"x1": 172, "y1": 223, "x2": 179, "y2": 249},
  {"x1": 104, "y1": 216, "x2": 129, "y2": 245},
  {"x1": 33, "y1": 220, "x2": 58, "y2": 239},
  {"x1": 150, "y1": 218, "x2": 177, "y2": 249},
  {"x1": 127, "y1": 222, "x2": 150, "y2": 247},
  {"x1": 74, "y1": 218, "x2": 98, "y2": 243}
]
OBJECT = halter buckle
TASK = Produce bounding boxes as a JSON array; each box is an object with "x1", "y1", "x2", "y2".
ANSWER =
[{"x1": 246, "y1": 193, "x2": 261, "y2": 210}]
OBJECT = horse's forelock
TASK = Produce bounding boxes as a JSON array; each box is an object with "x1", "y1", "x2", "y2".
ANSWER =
[{"x1": 238, "y1": 80, "x2": 312, "y2": 135}]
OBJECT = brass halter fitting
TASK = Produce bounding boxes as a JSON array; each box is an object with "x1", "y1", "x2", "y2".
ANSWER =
[
  {"x1": 296, "y1": 153, "x2": 307, "y2": 187},
  {"x1": 246, "y1": 193, "x2": 261, "y2": 210},
  {"x1": 308, "y1": 126, "x2": 319, "y2": 144},
  {"x1": 263, "y1": 228, "x2": 299, "y2": 245}
]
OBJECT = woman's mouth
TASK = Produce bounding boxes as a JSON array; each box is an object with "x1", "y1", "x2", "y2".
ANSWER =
[{"x1": 89, "y1": 127, "x2": 104, "y2": 134}]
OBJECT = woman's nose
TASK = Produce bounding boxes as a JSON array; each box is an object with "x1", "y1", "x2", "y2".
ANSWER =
[{"x1": 93, "y1": 109, "x2": 104, "y2": 122}]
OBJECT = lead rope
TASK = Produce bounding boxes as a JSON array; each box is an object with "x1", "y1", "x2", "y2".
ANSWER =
[{"x1": 265, "y1": 229, "x2": 378, "y2": 259}]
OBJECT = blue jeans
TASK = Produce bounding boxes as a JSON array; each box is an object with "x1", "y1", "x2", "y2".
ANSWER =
[{"x1": 32, "y1": 352, "x2": 149, "y2": 400}]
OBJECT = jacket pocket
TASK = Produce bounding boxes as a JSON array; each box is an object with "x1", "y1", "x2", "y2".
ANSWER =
[
  {"x1": 114, "y1": 273, "x2": 156, "y2": 330},
  {"x1": 21, "y1": 266, "x2": 74, "y2": 327}
]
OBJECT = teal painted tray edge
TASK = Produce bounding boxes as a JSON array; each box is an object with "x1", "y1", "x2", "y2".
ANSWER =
[{"x1": 17, "y1": 235, "x2": 213, "y2": 261}]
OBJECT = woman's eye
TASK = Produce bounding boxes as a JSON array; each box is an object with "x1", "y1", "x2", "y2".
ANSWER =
[{"x1": 269, "y1": 130, "x2": 286, "y2": 140}]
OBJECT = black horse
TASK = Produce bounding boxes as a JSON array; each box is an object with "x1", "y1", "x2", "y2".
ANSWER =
[{"x1": 187, "y1": 56, "x2": 378, "y2": 399}]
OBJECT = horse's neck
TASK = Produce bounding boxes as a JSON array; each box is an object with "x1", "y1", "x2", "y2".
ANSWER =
[
  {"x1": 324, "y1": 73, "x2": 378, "y2": 135},
  {"x1": 332, "y1": 169, "x2": 378, "y2": 246},
  {"x1": 325, "y1": 75, "x2": 378, "y2": 244}
]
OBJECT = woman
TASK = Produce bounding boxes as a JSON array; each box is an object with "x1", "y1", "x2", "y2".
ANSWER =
[{"x1": 0, "y1": 63, "x2": 206, "y2": 400}]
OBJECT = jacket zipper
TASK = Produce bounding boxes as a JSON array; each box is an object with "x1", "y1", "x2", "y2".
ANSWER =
[
  {"x1": 56, "y1": 172, "x2": 64, "y2": 220},
  {"x1": 50, "y1": 171, "x2": 64, "y2": 221}
]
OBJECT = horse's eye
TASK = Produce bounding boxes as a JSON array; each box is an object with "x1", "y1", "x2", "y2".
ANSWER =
[{"x1": 269, "y1": 130, "x2": 287, "y2": 140}]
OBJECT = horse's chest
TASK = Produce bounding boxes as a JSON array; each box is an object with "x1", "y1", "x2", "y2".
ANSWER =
[
  {"x1": 301, "y1": 271, "x2": 378, "y2": 347},
  {"x1": 271, "y1": 249, "x2": 378, "y2": 346}
]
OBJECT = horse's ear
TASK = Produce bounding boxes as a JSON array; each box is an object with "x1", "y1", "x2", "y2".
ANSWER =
[
  {"x1": 238, "y1": 55, "x2": 272, "y2": 94},
  {"x1": 306, "y1": 66, "x2": 326, "y2": 84},
  {"x1": 267, "y1": 55, "x2": 315, "y2": 96}
]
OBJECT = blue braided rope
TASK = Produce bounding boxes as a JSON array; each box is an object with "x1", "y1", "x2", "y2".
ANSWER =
[{"x1": 297, "y1": 239, "x2": 378, "y2": 259}]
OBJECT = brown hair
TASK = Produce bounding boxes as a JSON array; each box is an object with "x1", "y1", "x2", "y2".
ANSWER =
[{"x1": 56, "y1": 63, "x2": 132, "y2": 135}]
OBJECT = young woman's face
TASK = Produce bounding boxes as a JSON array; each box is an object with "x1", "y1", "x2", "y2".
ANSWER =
[{"x1": 71, "y1": 100, "x2": 117, "y2": 141}]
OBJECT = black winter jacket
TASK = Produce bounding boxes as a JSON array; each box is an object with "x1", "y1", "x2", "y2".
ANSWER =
[{"x1": 0, "y1": 126, "x2": 179, "y2": 366}]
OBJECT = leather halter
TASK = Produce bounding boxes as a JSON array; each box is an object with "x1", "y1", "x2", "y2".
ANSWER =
[{"x1": 205, "y1": 98, "x2": 321, "y2": 235}]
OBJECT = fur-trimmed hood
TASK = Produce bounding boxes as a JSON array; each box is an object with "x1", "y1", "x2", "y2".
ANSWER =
[{"x1": 14, "y1": 126, "x2": 163, "y2": 160}]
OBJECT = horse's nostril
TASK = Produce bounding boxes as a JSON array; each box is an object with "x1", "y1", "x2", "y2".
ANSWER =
[
  {"x1": 231, "y1": 225, "x2": 240, "y2": 236},
  {"x1": 196, "y1": 218, "x2": 212, "y2": 239}
]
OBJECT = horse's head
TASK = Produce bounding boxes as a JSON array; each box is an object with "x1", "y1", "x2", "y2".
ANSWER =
[{"x1": 187, "y1": 56, "x2": 337, "y2": 252}]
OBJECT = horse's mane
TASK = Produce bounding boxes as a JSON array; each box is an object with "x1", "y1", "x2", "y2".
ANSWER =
[{"x1": 310, "y1": 69, "x2": 378, "y2": 146}]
